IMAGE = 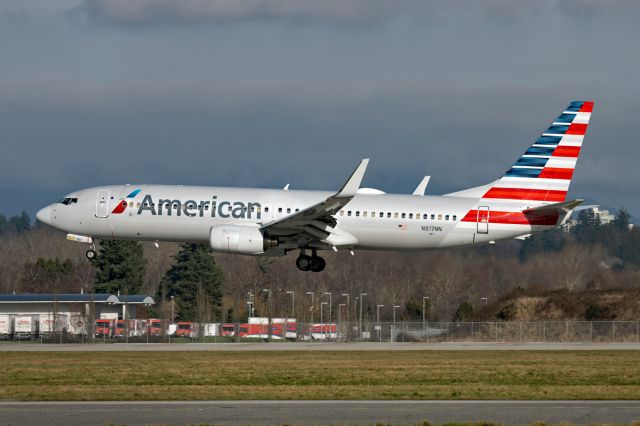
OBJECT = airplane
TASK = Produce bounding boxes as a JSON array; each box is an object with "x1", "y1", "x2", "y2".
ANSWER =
[{"x1": 37, "y1": 101, "x2": 593, "y2": 272}]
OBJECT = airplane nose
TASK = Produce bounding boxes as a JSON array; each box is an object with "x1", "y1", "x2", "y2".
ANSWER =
[{"x1": 36, "y1": 206, "x2": 52, "y2": 225}]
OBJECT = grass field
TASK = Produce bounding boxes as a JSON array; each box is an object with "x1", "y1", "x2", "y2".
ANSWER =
[{"x1": 1, "y1": 350, "x2": 640, "y2": 400}]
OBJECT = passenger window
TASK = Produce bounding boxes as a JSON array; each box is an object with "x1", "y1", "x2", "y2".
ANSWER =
[
  {"x1": 394, "y1": 213, "x2": 398, "y2": 218},
  {"x1": 278, "y1": 207, "x2": 283, "y2": 213},
  {"x1": 287, "y1": 208, "x2": 291, "y2": 214},
  {"x1": 295, "y1": 208, "x2": 299, "y2": 212},
  {"x1": 387, "y1": 212, "x2": 391, "y2": 218},
  {"x1": 430, "y1": 214, "x2": 435, "y2": 220},
  {"x1": 356, "y1": 211, "x2": 360, "y2": 217},
  {"x1": 416, "y1": 213, "x2": 420, "y2": 219},
  {"x1": 409, "y1": 213, "x2": 413, "y2": 219},
  {"x1": 348, "y1": 211, "x2": 352, "y2": 216},
  {"x1": 401, "y1": 213, "x2": 406, "y2": 219},
  {"x1": 438, "y1": 214, "x2": 442, "y2": 220},
  {"x1": 363, "y1": 211, "x2": 368, "y2": 217},
  {"x1": 453, "y1": 215, "x2": 457, "y2": 221},
  {"x1": 445, "y1": 215, "x2": 450, "y2": 220},
  {"x1": 265, "y1": 207, "x2": 269, "y2": 212},
  {"x1": 423, "y1": 214, "x2": 428, "y2": 219},
  {"x1": 379, "y1": 212, "x2": 384, "y2": 218}
]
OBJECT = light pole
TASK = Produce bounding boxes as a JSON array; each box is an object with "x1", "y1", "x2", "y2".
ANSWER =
[
  {"x1": 286, "y1": 291, "x2": 295, "y2": 319},
  {"x1": 422, "y1": 296, "x2": 430, "y2": 332},
  {"x1": 392, "y1": 305, "x2": 400, "y2": 342},
  {"x1": 338, "y1": 303, "x2": 346, "y2": 341},
  {"x1": 169, "y1": 295, "x2": 175, "y2": 344},
  {"x1": 323, "y1": 292, "x2": 332, "y2": 339},
  {"x1": 263, "y1": 288, "x2": 271, "y2": 341},
  {"x1": 247, "y1": 292, "x2": 255, "y2": 319},
  {"x1": 341, "y1": 293, "x2": 350, "y2": 323},
  {"x1": 306, "y1": 291, "x2": 314, "y2": 340},
  {"x1": 321, "y1": 302, "x2": 328, "y2": 340},
  {"x1": 359, "y1": 292, "x2": 367, "y2": 339},
  {"x1": 376, "y1": 304, "x2": 384, "y2": 342}
]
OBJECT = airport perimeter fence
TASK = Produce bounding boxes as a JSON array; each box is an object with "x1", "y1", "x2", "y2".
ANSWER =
[{"x1": 4, "y1": 319, "x2": 640, "y2": 344}]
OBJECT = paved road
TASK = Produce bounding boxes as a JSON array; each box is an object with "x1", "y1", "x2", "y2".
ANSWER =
[
  {"x1": 2, "y1": 401, "x2": 639, "y2": 425},
  {"x1": 1, "y1": 342, "x2": 640, "y2": 351}
]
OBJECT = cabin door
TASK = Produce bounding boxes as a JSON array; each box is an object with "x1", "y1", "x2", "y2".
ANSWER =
[
  {"x1": 477, "y1": 206, "x2": 489, "y2": 234},
  {"x1": 96, "y1": 190, "x2": 110, "y2": 218}
]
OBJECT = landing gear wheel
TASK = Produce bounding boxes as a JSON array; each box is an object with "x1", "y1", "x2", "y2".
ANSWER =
[
  {"x1": 86, "y1": 249, "x2": 96, "y2": 260},
  {"x1": 296, "y1": 255, "x2": 312, "y2": 271},
  {"x1": 310, "y1": 256, "x2": 326, "y2": 272}
]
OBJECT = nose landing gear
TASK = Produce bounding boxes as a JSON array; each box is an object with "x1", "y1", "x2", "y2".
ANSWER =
[
  {"x1": 85, "y1": 249, "x2": 97, "y2": 260},
  {"x1": 296, "y1": 250, "x2": 326, "y2": 272}
]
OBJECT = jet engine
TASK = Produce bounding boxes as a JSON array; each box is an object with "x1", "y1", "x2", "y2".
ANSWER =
[{"x1": 209, "y1": 225, "x2": 278, "y2": 255}]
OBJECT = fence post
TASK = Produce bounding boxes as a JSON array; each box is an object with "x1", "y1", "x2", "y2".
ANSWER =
[
  {"x1": 471, "y1": 322, "x2": 474, "y2": 342},
  {"x1": 590, "y1": 321, "x2": 593, "y2": 343},
  {"x1": 519, "y1": 321, "x2": 522, "y2": 343},
  {"x1": 612, "y1": 322, "x2": 616, "y2": 342},
  {"x1": 543, "y1": 321, "x2": 546, "y2": 343},
  {"x1": 495, "y1": 321, "x2": 498, "y2": 343}
]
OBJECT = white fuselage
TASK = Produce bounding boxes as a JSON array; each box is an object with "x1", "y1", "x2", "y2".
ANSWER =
[{"x1": 38, "y1": 184, "x2": 542, "y2": 252}]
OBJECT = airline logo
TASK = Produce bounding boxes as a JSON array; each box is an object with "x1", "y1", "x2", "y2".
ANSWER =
[
  {"x1": 461, "y1": 101, "x2": 593, "y2": 226},
  {"x1": 111, "y1": 189, "x2": 141, "y2": 214},
  {"x1": 485, "y1": 100, "x2": 593, "y2": 203}
]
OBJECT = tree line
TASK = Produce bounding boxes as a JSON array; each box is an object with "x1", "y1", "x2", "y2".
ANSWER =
[{"x1": 0, "y1": 208, "x2": 638, "y2": 322}]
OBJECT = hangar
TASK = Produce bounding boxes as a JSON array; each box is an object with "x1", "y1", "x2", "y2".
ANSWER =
[{"x1": 0, "y1": 293, "x2": 155, "y2": 337}]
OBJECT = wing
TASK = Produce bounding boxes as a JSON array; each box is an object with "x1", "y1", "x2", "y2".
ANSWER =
[{"x1": 260, "y1": 159, "x2": 369, "y2": 248}]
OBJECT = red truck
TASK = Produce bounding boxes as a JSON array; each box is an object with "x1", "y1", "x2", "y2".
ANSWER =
[
  {"x1": 148, "y1": 319, "x2": 167, "y2": 336},
  {"x1": 95, "y1": 319, "x2": 114, "y2": 337},
  {"x1": 175, "y1": 322, "x2": 199, "y2": 338}
]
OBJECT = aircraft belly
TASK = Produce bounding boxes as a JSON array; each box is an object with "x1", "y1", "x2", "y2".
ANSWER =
[{"x1": 343, "y1": 222, "x2": 451, "y2": 250}]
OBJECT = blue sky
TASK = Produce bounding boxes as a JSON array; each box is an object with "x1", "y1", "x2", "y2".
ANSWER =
[{"x1": 1, "y1": 0, "x2": 639, "y2": 217}]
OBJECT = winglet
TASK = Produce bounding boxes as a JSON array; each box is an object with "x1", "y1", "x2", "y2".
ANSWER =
[
  {"x1": 335, "y1": 159, "x2": 369, "y2": 198},
  {"x1": 412, "y1": 176, "x2": 431, "y2": 196}
]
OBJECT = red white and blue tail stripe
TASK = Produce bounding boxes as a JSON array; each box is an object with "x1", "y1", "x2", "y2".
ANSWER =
[{"x1": 481, "y1": 100, "x2": 593, "y2": 204}]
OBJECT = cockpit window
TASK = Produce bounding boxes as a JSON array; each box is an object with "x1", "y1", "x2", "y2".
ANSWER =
[{"x1": 58, "y1": 197, "x2": 78, "y2": 205}]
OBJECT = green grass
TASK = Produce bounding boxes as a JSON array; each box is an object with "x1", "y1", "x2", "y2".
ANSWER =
[{"x1": 1, "y1": 351, "x2": 640, "y2": 400}]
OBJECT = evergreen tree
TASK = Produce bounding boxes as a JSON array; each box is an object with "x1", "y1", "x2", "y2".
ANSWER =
[
  {"x1": 452, "y1": 301, "x2": 473, "y2": 322},
  {"x1": 572, "y1": 209, "x2": 602, "y2": 244},
  {"x1": 613, "y1": 209, "x2": 631, "y2": 233},
  {"x1": 0, "y1": 214, "x2": 7, "y2": 234},
  {"x1": 93, "y1": 240, "x2": 146, "y2": 294},
  {"x1": 518, "y1": 227, "x2": 567, "y2": 261},
  {"x1": 160, "y1": 243, "x2": 224, "y2": 322}
]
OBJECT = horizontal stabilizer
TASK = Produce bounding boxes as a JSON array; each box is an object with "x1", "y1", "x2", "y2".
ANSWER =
[
  {"x1": 523, "y1": 199, "x2": 583, "y2": 226},
  {"x1": 523, "y1": 199, "x2": 583, "y2": 215}
]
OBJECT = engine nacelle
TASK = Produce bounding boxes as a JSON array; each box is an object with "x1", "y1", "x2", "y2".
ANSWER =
[{"x1": 209, "y1": 225, "x2": 278, "y2": 255}]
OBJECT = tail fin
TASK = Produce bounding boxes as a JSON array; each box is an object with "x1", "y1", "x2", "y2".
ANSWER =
[{"x1": 448, "y1": 101, "x2": 593, "y2": 204}]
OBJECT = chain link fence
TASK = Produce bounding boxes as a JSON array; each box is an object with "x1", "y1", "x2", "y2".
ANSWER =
[{"x1": 5, "y1": 318, "x2": 640, "y2": 344}]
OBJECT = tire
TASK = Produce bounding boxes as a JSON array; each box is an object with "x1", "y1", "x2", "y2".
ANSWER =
[
  {"x1": 86, "y1": 250, "x2": 96, "y2": 260},
  {"x1": 310, "y1": 256, "x2": 326, "y2": 272},
  {"x1": 296, "y1": 255, "x2": 312, "y2": 271}
]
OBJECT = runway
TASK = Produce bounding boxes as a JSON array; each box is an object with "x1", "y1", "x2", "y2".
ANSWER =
[
  {"x1": 1, "y1": 342, "x2": 639, "y2": 351},
  {"x1": 2, "y1": 400, "x2": 640, "y2": 425}
]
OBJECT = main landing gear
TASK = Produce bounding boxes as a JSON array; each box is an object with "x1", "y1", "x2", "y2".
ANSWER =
[
  {"x1": 296, "y1": 250, "x2": 326, "y2": 272},
  {"x1": 85, "y1": 242, "x2": 97, "y2": 260}
]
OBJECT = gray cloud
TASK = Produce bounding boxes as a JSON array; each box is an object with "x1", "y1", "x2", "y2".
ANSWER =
[
  {"x1": 72, "y1": 0, "x2": 640, "y2": 28},
  {"x1": 1, "y1": 79, "x2": 637, "y2": 216}
]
